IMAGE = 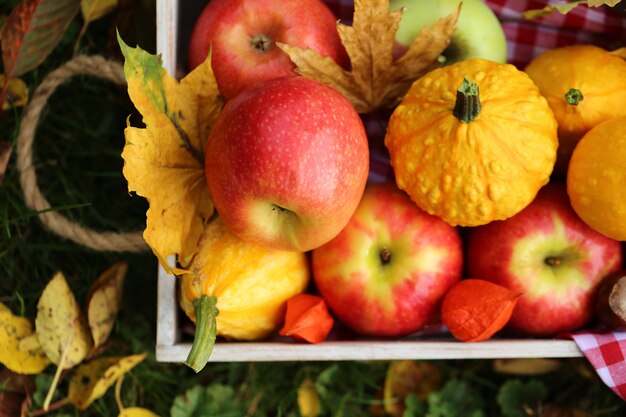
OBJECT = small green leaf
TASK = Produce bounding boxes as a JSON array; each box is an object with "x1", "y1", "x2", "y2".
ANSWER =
[
  {"x1": 427, "y1": 380, "x2": 485, "y2": 417},
  {"x1": 170, "y1": 384, "x2": 245, "y2": 417},
  {"x1": 497, "y1": 379, "x2": 547, "y2": 417}
]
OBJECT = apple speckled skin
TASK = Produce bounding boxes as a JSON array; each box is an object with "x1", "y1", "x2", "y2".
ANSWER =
[
  {"x1": 466, "y1": 183, "x2": 623, "y2": 337},
  {"x1": 312, "y1": 183, "x2": 463, "y2": 337},
  {"x1": 188, "y1": 0, "x2": 348, "y2": 100},
  {"x1": 205, "y1": 76, "x2": 369, "y2": 252}
]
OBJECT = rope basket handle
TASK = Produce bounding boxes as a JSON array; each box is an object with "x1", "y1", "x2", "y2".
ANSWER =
[{"x1": 16, "y1": 55, "x2": 148, "y2": 253}]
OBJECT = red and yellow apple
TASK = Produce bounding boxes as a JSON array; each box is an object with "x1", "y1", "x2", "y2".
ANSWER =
[
  {"x1": 311, "y1": 183, "x2": 463, "y2": 337},
  {"x1": 188, "y1": 0, "x2": 348, "y2": 100},
  {"x1": 205, "y1": 76, "x2": 369, "y2": 252},
  {"x1": 466, "y1": 184, "x2": 623, "y2": 337}
]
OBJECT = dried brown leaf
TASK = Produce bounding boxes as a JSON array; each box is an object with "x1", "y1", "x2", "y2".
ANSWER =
[
  {"x1": 279, "y1": 0, "x2": 458, "y2": 113},
  {"x1": 0, "y1": 140, "x2": 13, "y2": 185}
]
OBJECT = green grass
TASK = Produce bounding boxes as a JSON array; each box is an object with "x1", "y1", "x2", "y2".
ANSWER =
[{"x1": 1, "y1": 1, "x2": 626, "y2": 416}]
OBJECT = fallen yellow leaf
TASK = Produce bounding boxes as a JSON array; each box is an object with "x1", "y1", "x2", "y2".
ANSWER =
[
  {"x1": 0, "y1": 302, "x2": 50, "y2": 374},
  {"x1": 35, "y1": 272, "x2": 93, "y2": 369},
  {"x1": 383, "y1": 360, "x2": 442, "y2": 417},
  {"x1": 67, "y1": 352, "x2": 147, "y2": 410},
  {"x1": 279, "y1": 0, "x2": 457, "y2": 113},
  {"x1": 1, "y1": 75, "x2": 28, "y2": 110},
  {"x1": 81, "y1": 0, "x2": 117, "y2": 23},
  {"x1": 493, "y1": 358, "x2": 562, "y2": 375},
  {"x1": 297, "y1": 378, "x2": 320, "y2": 417},
  {"x1": 87, "y1": 262, "x2": 127, "y2": 347},
  {"x1": 118, "y1": 34, "x2": 221, "y2": 272},
  {"x1": 119, "y1": 407, "x2": 160, "y2": 417},
  {"x1": 524, "y1": 1, "x2": 620, "y2": 19}
]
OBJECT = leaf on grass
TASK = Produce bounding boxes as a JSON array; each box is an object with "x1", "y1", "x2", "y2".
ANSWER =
[
  {"x1": 87, "y1": 262, "x2": 127, "y2": 347},
  {"x1": 0, "y1": 140, "x2": 13, "y2": 185},
  {"x1": 278, "y1": 0, "x2": 458, "y2": 113},
  {"x1": 118, "y1": 34, "x2": 221, "y2": 272},
  {"x1": 67, "y1": 352, "x2": 147, "y2": 410},
  {"x1": 297, "y1": 378, "x2": 320, "y2": 417},
  {"x1": 119, "y1": 408, "x2": 161, "y2": 417},
  {"x1": 441, "y1": 279, "x2": 520, "y2": 342},
  {"x1": 279, "y1": 294, "x2": 334, "y2": 344},
  {"x1": 497, "y1": 379, "x2": 547, "y2": 417},
  {"x1": 493, "y1": 359, "x2": 562, "y2": 376},
  {"x1": 428, "y1": 380, "x2": 486, "y2": 417},
  {"x1": 35, "y1": 272, "x2": 93, "y2": 369},
  {"x1": 81, "y1": 0, "x2": 117, "y2": 23},
  {"x1": 0, "y1": 0, "x2": 80, "y2": 78},
  {"x1": 383, "y1": 360, "x2": 442, "y2": 417},
  {"x1": 523, "y1": 1, "x2": 620, "y2": 19},
  {"x1": 0, "y1": 302, "x2": 50, "y2": 374},
  {"x1": 1, "y1": 75, "x2": 28, "y2": 110},
  {"x1": 170, "y1": 384, "x2": 245, "y2": 417}
]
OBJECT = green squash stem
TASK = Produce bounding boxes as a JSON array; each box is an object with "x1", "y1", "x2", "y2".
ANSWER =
[
  {"x1": 186, "y1": 295, "x2": 219, "y2": 373},
  {"x1": 453, "y1": 78, "x2": 482, "y2": 123},
  {"x1": 565, "y1": 88, "x2": 584, "y2": 105}
]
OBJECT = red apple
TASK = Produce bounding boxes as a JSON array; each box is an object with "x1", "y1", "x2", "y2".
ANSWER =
[
  {"x1": 188, "y1": 0, "x2": 348, "y2": 100},
  {"x1": 311, "y1": 183, "x2": 463, "y2": 337},
  {"x1": 205, "y1": 76, "x2": 369, "y2": 252},
  {"x1": 466, "y1": 183, "x2": 623, "y2": 337}
]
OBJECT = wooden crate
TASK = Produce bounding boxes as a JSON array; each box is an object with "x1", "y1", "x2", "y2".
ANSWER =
[{"x1": 154, "y1": 0, "x2": 583, "y2": 363}]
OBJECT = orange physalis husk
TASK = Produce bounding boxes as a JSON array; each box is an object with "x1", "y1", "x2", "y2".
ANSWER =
[
  {"x1": 279, "y1": 294, "x2": 334, "y2": 344},
  {"x1": 441, "y1": 279, "x2": 521, "y2": 342}
]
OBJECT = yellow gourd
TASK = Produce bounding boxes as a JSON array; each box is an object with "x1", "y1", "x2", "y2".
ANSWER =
[
  {"x1": 179, "y1": 219, "x2": 309, "y2": 372},
  {"x1": 384, "y1": 58, "x2": 558, "y2": 227},
  {"x1": 525, "y1": 45, "x2": 626, "y2": 176},
  {"x1": 567, "y1": 116, "x2": 626, "y2": 241}
]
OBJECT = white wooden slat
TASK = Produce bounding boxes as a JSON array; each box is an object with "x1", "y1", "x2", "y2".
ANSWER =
[
  {"x1": 157, "y1": 340, "x2": 583, "y2": 363},
  {"x1": 156, "y1": 0, "x2": 178, "y2": 76}
]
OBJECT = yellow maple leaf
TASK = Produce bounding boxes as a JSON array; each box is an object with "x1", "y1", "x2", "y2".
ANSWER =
[
  {"x1": 279, "y1": 0, "x2": 458, "y2": 113},
  {"x1": 118, "y1": 33, "x2": 222, "y2": 271}
]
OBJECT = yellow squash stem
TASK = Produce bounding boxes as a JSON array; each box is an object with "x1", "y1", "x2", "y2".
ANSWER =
[
  {"x1": 186, "y1": 295, "x2": 219, "y2": 372},
  {"x1": 453, "y1": 78, "x2": 482, "y2": 123}
]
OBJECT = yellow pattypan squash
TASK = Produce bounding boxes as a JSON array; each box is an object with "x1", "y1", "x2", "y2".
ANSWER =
[
  {"x1": 385, "y1": 58, "x2": 558, "y2": 227},
  {"x1": 525, "y1": 45, "x2": 626, "y2": 176},
  {"x1": 179, "y1": 219, "x2": 309, "y2": 372}
]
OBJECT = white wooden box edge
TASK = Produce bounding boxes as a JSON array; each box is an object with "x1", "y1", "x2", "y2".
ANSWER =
[{"x1": 154, "y1": 0, "x2": 584, "y2": 363}]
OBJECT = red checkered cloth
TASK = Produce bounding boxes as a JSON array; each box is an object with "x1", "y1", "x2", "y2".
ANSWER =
[{"x1": 571, "y1": 331, "x2": 626, "y2": 400}]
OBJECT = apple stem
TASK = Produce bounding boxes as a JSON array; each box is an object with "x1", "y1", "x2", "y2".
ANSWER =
[
  {"x1": 185, "y1": 295, "x2": 219, "y2": 373},
  {"x1": 453, "y1": 78, "x2": 482, "y2": 123},
  {"x1": 565, "y1": 88, "x2": 584, "y2": 106}
]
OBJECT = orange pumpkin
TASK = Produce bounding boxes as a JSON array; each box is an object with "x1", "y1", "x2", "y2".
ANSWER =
[
  {"x1": 385, "y1": 58, "x2": 558, "y2": 227},
  {"x1": 525, "y1": 45, "x2": 626, "y2": 176}
]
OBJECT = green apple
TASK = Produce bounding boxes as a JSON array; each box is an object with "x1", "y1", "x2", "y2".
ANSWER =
[{"x1": 390, "y1": 0, "x2": 507, "y2": 64}]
